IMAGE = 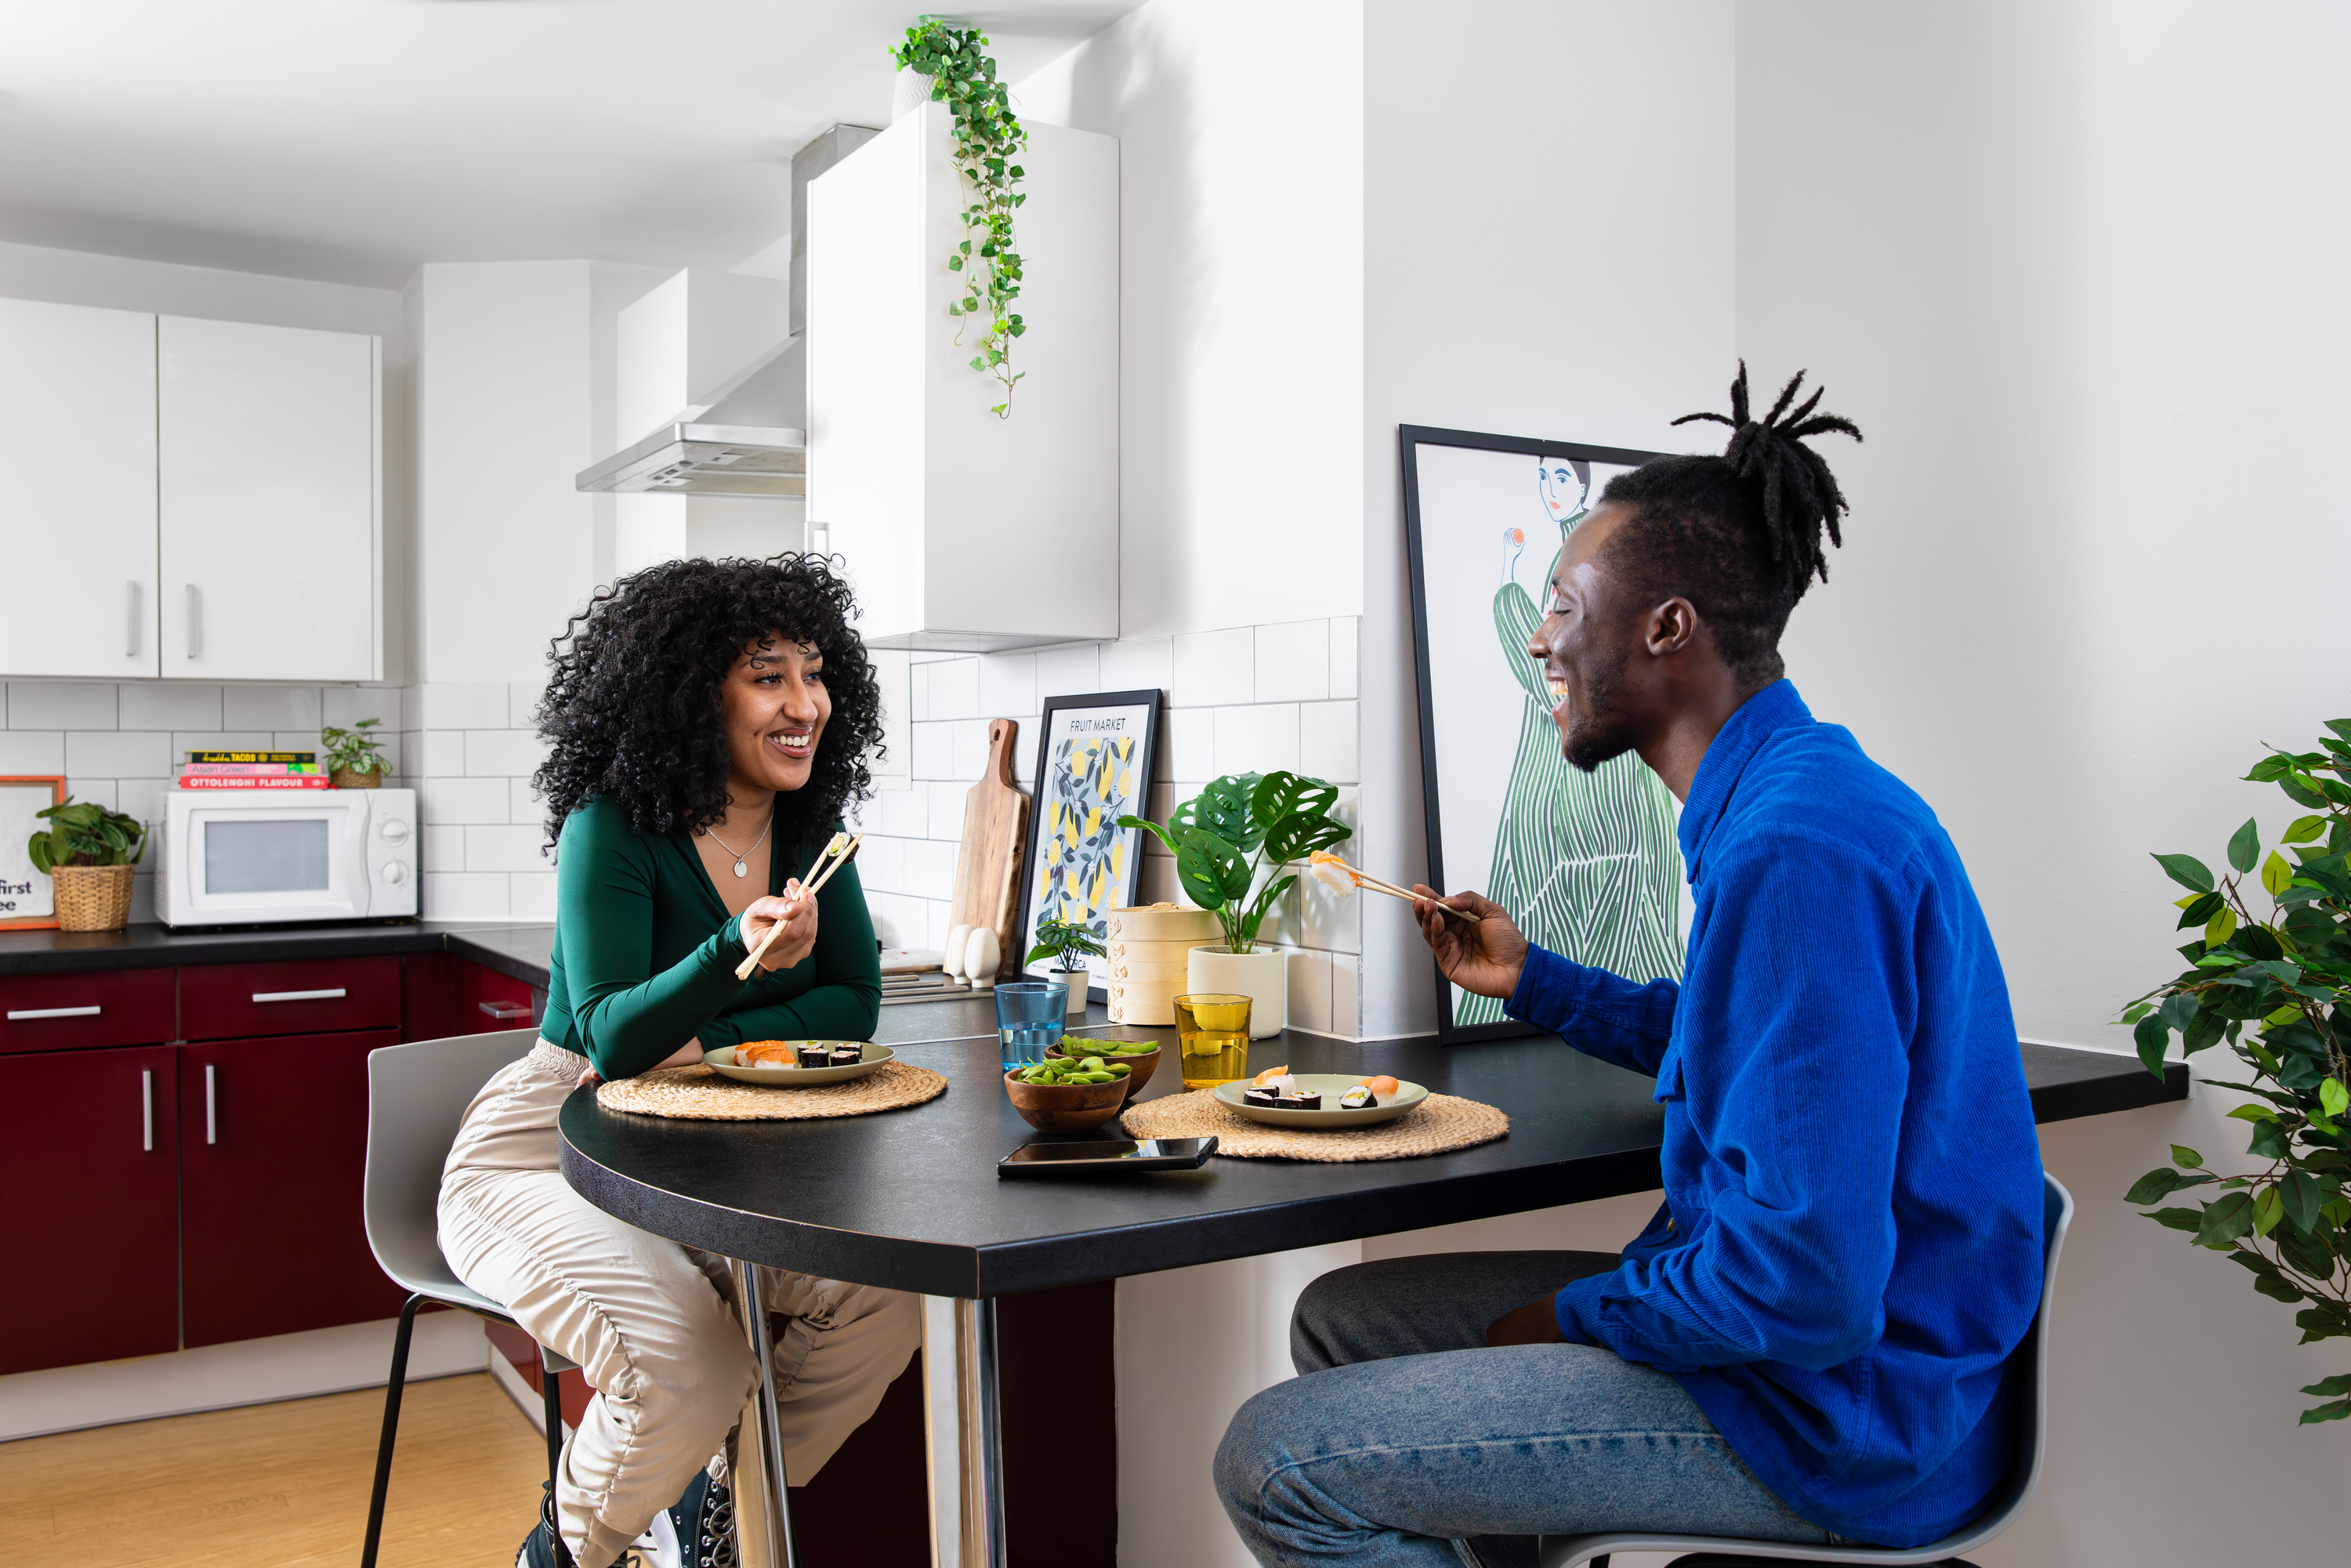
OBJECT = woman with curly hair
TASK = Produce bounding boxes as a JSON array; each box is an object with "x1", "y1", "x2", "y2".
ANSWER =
[{"x1": 436, "y1": 556, "x2": 918, "y2": 1568}]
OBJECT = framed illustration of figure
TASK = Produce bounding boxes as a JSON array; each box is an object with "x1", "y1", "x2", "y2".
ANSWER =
[
  {"x1": 1400, "y1": 425, "x2": 1687, "y2": 1044},
  {"x1": 0, "y1": 776, "x2": 69, "y2": 930},
  {"x1": 1013, "y1": 688, "x2": 1163, "y2": 1001}
]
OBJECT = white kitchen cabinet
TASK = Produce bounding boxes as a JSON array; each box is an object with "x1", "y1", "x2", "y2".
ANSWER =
[
  {"x1": 159, "y1": 317, "x2": 382, "y2": 682},
  {"x1": 809, "y1": 101, "x2": 1118, "y2": 651},
  {"x1": 0, "y1": 298, "x2": 161, "y2": 678}
]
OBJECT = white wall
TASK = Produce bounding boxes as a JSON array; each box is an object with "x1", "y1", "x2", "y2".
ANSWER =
[
  {"x1": 1018, "y1": 0, "x2": 1367, "y2": 639},
  {"x1": 1731, "y1": 1, "x2": 2351, "y2": 1559}
]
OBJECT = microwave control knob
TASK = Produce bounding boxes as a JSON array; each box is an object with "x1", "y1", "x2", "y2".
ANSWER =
[
  {"x1": 382, "y1": 860, "x2": 410, "y2": 885},
  {"x1": 380, "y1": 818, "x2": 411, "y2": 846}
]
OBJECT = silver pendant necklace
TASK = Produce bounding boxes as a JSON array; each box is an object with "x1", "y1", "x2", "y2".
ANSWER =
[{"x1": 704, "y1": 816, "x2": 773, "y2": 879}]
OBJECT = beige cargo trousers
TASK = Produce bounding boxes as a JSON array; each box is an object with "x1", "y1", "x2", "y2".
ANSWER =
[{"x1": 440, "y1": 1040, "x2": 921, "y2": 1568}]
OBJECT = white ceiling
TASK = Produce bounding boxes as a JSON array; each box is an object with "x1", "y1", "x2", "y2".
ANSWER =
[{"x1": 0, "y1": 0, "x2": 1134, "y2": 290}]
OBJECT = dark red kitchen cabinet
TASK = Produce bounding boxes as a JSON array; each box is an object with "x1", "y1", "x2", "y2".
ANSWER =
[
  {"x1": 0, "y1": 1045, "x2": 180, "y2": 1374},
  {"x1": 180, "y1": 955, "x2": 400, "y2": 1041},
  {"x1": 178, "y1": 1027, "x2": 408, "y2": 1347},
  {"x1": 399, "y1": 952, "x2": 538, "y2": 1041},
  {"x1": 0, "y1": 967, "x2": 175, "y2": 1055}
]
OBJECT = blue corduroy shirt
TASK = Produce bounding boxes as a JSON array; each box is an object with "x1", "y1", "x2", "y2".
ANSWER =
[{"x1": 1509, "y1": 680, "x2": 2044, "y2": 1547}]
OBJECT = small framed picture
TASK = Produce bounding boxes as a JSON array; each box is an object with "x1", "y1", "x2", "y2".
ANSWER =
[
  {"x1": 1014, "y1": 689, "x2": 1163, "y2": 1000},
  {"x1": 0, "y1": 777, "x2": 70, "y2": 931}
]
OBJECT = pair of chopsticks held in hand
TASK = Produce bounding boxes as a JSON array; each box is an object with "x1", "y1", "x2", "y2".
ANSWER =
[
  {"x1": 1306, "y1": 850, "x2": 1486, "y2": 924},
  {"x1": 734, "y1": 831, "x2": 864, "y2": 980}
]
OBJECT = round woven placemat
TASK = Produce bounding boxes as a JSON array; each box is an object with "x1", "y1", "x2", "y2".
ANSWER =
[
  {"x1": 596, "y1": 1061, "x2": 947, "y2": 1121},
  {"x1": 1118, "y1": 1088, "x2": 1507, "y2": 1162}
]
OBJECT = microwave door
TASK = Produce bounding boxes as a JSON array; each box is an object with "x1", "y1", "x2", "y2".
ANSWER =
[{"x1": 191, "y1": 805, "x2": 360, "y2": 918}]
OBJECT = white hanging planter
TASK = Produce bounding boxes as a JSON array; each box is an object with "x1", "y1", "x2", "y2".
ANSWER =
[
  {"x1": 1186, "y1": 945, "x2": 1287, "y2": 1039},
  {"x1": 891, "y1": 70, "x2": 934, "y2": 123}
]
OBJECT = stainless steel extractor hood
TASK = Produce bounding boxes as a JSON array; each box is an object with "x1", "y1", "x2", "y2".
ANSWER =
[{"x1": 574, "y1": 335, "x2": 806, "y2": 497}]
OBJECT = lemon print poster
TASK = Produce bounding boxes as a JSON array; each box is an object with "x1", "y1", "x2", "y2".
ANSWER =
[{"x1": 1018, "y1": 693, "x2": 1161, "y2": 992}]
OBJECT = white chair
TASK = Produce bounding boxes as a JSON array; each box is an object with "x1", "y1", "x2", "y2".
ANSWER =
[
  {"x1": 1539, "y1": 1172, "x2": 2074, "y2": 1568},
  {"x1": 360, "y1": 1028, "x2": 578, "y2": 1568}
]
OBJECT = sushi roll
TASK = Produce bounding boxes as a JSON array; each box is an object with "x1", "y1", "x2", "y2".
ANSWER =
[
  {"x1": 796, "y1": 1044, "x2": 831, "y2": 1069},
  {"x1": 828, "y1": 1045, "x2": 865, "y2": 1066},
  {"x1": 1243, "y1": 1086, "x2": 1284, "y2": 1107},
  {"x1": 1274, "y1": 1092, "x2": 1322, "y2": 1110},
  {"x1": 1339, "y1": 1084, "x2": 1376, "y2": 1110}
]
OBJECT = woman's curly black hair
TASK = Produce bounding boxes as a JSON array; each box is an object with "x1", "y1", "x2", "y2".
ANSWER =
[{"x1": 532, "y1": 555, "x2": 882, "y2": 854}]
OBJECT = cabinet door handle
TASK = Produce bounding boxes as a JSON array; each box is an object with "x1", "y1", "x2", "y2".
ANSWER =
[
  {"x1": 142, "y1": 1068, "x2": 154, "y2": 1153},
  {"x1": 186, "y1": 584, "x2": 199, "y2": 659},
  {"x1": 126, "y1": 581, "x2": 139, "y2": 657},
  {"x1": 6, "y1": 1005, "x2": 101, "y2": 1020},
  {"x1": 479, "y1": 1000, "x2": 531, "y2": 1020},
  {"x1": 205, "y1": 1063, "x2": 218, "y2": 1145},
  {"x1": 252, "y1": 988, "x2": 346, "y2": 1003}
]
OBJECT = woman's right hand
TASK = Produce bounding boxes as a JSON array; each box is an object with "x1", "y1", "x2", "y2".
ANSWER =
[
  {"x1": 741, "y1": 881, "x2": 820, "y2": 972},
  {"x1": 1411, "y1": 886, "x2": 1528, "y2": 1001}
]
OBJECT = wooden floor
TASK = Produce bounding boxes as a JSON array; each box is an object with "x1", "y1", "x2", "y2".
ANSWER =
[{"x1": 0, "y1": 1373, "x2": 548, "y2": 1566}]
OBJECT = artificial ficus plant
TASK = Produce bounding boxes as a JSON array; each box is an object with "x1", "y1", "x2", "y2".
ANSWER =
[
  {"x1": 890, "y1": 17, "x2": 1029, "y2": 417},
  {"x1": 1119, "y1": 772, "x2": 1353, "y2": 954},
  {"x1": 2121, "y1": 721, "x2": 2351, "y2": 1426}
]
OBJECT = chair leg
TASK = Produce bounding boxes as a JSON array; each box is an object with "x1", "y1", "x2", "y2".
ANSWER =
[
  {"x1": 360, "y1": 1295, "x2": 422, "y2": 1568},
  {"x1": 541, "y1": 1347, "x2": 575, "y2": 1568}
]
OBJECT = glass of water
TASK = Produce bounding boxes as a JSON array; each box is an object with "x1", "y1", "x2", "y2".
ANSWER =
[{"x1": 995, "y1": 981, "x2": 1069, "y2": 1071}]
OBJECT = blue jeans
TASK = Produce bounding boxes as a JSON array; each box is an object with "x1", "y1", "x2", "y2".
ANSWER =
[{"x1": 1213, "y1": 1251, "x2": 1832, "y2": 1568}]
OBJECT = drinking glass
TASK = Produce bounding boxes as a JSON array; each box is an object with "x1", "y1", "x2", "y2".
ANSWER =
[
  {"x1": 1174, "y1": 994, "x2": 1252, "y2": 1088},
  {"x1": 995, "y1": 981, "x2": 1068, "y2": 1071}
]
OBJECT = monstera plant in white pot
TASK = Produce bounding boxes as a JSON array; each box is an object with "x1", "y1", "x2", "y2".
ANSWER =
[{"x1": 1120, "y1": 772, "x2": 1352, "y2": 1039}]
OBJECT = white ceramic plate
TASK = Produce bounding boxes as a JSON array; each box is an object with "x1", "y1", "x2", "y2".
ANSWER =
[
  {"x1": 702, "y1": 1042, "x2": 893, "y2": 1087},
  {"x1": 1212, "y1": 1074, "x2": 1427, "y2": 1128}
]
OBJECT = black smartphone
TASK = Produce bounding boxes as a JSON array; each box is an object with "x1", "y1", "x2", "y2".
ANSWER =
[{"x1": 998, "y1": 1137, "x2": 1217, "y2": 1175}]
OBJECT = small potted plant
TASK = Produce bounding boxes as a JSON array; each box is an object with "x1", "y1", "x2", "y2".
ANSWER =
[
  {"x1": 323, "y1": 718, "x2": 389, "y2": 788},
  {"x1": 1119, "y1": 771, "x2": 1353, "y2": 1037},
  {"x1": 28, "y1": 798, "x2": 147, "y2": 932},
  {"x1": 1027, "y1": 917, "x2": 1107, "y2": 1019}
]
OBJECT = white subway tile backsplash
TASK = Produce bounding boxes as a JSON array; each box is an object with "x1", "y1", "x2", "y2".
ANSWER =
[
  {"x1": 425, "y1": 871, "x2": 509, "y2": 920},
  {"x1": 506, "y1": 681, "x2": 545, "y2": 730},
  {"x1": 510, "y1": 872, "x2": 559, "y2": 922},
  {"x1": 976, "y1": 653, "x2": 1036, "y2": 718},
  {"x1": 0, "y1": 731, "x2": 64, "y2": 772},
  {"x1": 926, "y1": 780, "x2": 967, "y2": 840},
  {"x1": 67, "y1": 730, "x2": 170, "y2": 778},
  {"x1": 1329, "y1": 617, "x2": 1359, "y2": 699},
  {"x1": 1213, "y1": 704, "x2": 1300, "y2": 777},
  {"x1": 904, "y1": 837, "x2": 956, "y2": 902},
  {"x1": 1099, "y1": 636, "x2": 1171, "y2": 697},
  {"x1": 509, "y1": 777, "x2": 544, "y2": 827},
  {"x1": 422, "y1": 824, "x2": 465, "y2": 872},
  {"x1": 1332, "y1": 961, "x2": 1361, "y2": 1038},
  {"x1": 1170, "y1": 628, "x2": 1253, "y2": 708},
  {"x1": 911, "y1": 720, "x2": 955, "y2": 780},
  {"x1": 1034, "y1": 643, "x2": 1103, "y2": 703},
  {"x1": 882, "y1": 785, "x2": 929, "y2": 840},
  {"x1": 1253, "y1": 620, "x2": 1330, "y2": 703},
  {"x1": 1285, "y1": 947, "x2": 1337, "y2": 1036},
  {"x1": 417, "y1": 682, "x2": 509, "y2": 730},
  {"x1": 417, "y1": 730, "x2": 465, "y2": 777},
  {"x1": 953, "y1": 719, "x2": 989, "y2": 782},
  {"x1": 223, "y1": 685, "x2": 321, "y2": 731},
  {"x1": 119, "y1": 684, "x2": 222, "y2": 730},
  {"x1": 465, "y1": 824, "x2": 549, "y2": 873},
  {"x1": 856, "y1": 835, "x2": 906, "y2": 896},
  {"x1": 1139, "y1": 855, "x2": 1180, "y2": 905},
  {"x1": 419, "y1": 776, "x2": 512, "y2": 826},
  {"x1": 923, "y1": 899, "x2": 952, "y2": 951},
  {"x1": 929, "y1": 657, "x2": 980, "y2": 721},
  {"x1": 9, "y1": 683, "x2": 118, "y2": 730},
  {"x1": 1164, "y1": 708, "x2": 1212, "y2": 784},
  {"x1": 116, "y1": 778, "x2": 172, "y2": 824},
  {"x1": 69, "y1": 779, "x2": 118, "y2": 809},
  {"x1": 171, "y1": 731, "x2": 273, "y2": 760},
  {"x1": 463, "y1": 728, "x2": 543, "y2": 777},
  {"x1": 908, "y1": 662, "x2": 933, "y2": 722},
  {"x1": 1300, "y1": 701, "x2": 1359, "y2": 784},
  {"x1": 324, "y1": 686, "x2": 402, "y2": 729}
]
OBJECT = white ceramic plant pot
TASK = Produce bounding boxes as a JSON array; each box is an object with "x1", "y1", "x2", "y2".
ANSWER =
[
  {"x1": 891, "y1": 70, "x2": 934, "y2": 122},
  {"x1": 1186, "y1": 944, "x2": 1287, "y2": 1039},
  {"x1": 1051, "y1": 967, "x2": 1090, "y2": 1019}
]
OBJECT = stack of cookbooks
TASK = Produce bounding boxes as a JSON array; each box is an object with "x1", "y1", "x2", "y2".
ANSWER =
[{"x1": 176, "y1": 751, "x2": 331, "y2": 789}]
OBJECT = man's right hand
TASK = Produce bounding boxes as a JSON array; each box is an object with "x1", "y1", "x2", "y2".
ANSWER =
[{"x1": 1411, "y1": 886, "x2": 1528, "y2": 1001}]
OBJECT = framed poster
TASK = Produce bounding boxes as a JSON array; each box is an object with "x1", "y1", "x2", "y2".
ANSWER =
[
  {"x1": 1401, "y1": 425, "x2": 1687, "y2": 1043},
  {"x1": 1013, "y1": 689, "x2": 1162, "y2": 1000},
  {"x1": 0, "y1": 776, "x2": 69, "y2": 930}
]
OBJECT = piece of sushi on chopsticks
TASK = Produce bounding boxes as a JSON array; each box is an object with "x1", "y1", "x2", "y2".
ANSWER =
[
  {"x1": 1306, "y1": 849, "x2": 1486, "y2": 923},
  {"x1": 734, "y1": 831, "x2": 864, "y2": 980}
]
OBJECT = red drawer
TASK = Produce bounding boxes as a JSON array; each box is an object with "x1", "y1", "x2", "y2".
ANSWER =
[
  {"x1": 179, "y1": 956, "x2": 401, "y2": 1041},
  {"x1": 0, "y1": 968, "x2": 176, "y2": 1054}
]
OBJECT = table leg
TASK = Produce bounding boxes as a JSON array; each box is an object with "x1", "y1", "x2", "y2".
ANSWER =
[
  {"x1": 919, "y1": 1295, "x2": 1006, "y2": 1568},
  {"x1": 732, "y1": 1258, "x2": 799, "y2": 1568}
]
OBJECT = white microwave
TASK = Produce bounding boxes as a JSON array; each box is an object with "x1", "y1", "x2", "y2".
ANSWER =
[{"x1": 158, "y1": 787, "x2": 418, "y2": 928}]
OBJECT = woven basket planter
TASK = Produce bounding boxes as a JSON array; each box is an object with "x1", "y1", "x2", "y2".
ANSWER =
[
  {"x1": 330, "y1": 767, "x2": 382, "y2": 789},
  {"x1": 52, "y1": 864, "x2": 135, "y2": 932}
]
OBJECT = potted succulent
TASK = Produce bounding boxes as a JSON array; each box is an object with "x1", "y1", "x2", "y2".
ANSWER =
[
  {"x1": 1119, "y1": 771, "x2": 1353, "y2": 1037},
  {"x1": 323, "y1": 718, "x2": 389, "y2": 788},
  {"x1": 27, "y1": 798, "x2": 147, "y2": 932},
  {"x1": 1027, "y1": 917, "x2": 1106, "y2": 1019},
  {"x1": 2120, "y1": 719, "x2": 2350, "y2": 1427}
]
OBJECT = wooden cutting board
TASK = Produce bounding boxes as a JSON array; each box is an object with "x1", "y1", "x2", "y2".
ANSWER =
[{"x1": 948, "y1": 718, "x2": 1029, "y2": 980}]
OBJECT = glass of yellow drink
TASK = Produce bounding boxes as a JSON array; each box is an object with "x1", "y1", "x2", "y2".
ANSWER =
[{"x1": 1175, "y1": 994, "x2": 1252, "y2": 1088}]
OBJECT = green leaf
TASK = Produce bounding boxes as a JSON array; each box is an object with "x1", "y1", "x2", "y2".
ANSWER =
[
  {"x1": 2205, "y1": 907, "x2": 2239, "y2": 947},
  {"x1": 2255, "y1": 1273, "x2": 2310, "y2": 1303},
  {"x1": 2303, "y1": 1374, "x2": 2351, "y2": 1398},
  {"x1": 2280, "y1": 1168, "x2": 2327, "y2": 1232},
  {"x1": 2175, "y1": 890, "x2": 2226, "y2": 928},
  {"x1": 2228, "y1": 817, "x2": 2261, "y2": 873},
  {"x1": 2196, "y1": 1191, "x2": 2257, "y2": 1247},
  {"x1": 2226, "y1": 1103, "x2": 2276, "y2": 1123},
  {"x1": 2263, "y1": 1001, "x2": 2306, "y2": 1026},
  {"x1": 2324, "y1": 1077, "x2": 2350, "y2": 1118},
  {"x1": 2248, "y1": 1118, "x2": 2291, "y2": 1159},
  {"x1": 2254, "y1": 1186, "x2": 2284, "y2": 1236},
  {"x1": 2154, "y1": 853, "x2": 2215, "y2": 893},
  {"x1": 2125, "y1": 1168, "x2": 2183, "y2": 1204},
  {"x1": 2172, "y1": 1143, "x2": 2204, "y2": 1168},
  {"x1": 1190, "y1": 775, "x2": 1264, "y2": 852},
  {"x1": 2134, "y1": 1015, "x2": 2171, "y2": 1077},
  {"x1": 2147, "y1": 1206, "x2": 2204, "y2": 1233},
  {"x1": 2284, "y1": 813, "x2": 2328, "y2": 844},
  {"x1": 2300, "y1": 1400, "x2": 2351, "y2": 1425},
  {"x1": 1116, "y1": 813, "x2": 1181, "y2": 859},
  {"x1": 1174, "y1": 827, "x2": 1250, "y2": 911},
  {"x1": 2262, "y1": 850, "x2": 2297, "y2": 896}
]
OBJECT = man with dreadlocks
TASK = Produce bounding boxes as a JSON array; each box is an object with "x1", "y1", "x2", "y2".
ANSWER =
[{"x1": 1212, "y1": 367, "x2": 2045, "y2": 1563}]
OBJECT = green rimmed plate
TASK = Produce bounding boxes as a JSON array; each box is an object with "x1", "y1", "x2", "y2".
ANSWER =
[
  {"x1": 1212, "y1": 1074, "x2": 1427, "y2": 1128},
  {"x1": 702, "y1": 1042, "x2": 893, "y2": 1086}
]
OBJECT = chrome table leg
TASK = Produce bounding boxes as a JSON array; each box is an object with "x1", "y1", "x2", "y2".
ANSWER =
[
  {"x1": 733, "y1": 1258, "x2": 799, "y2": 1568},
  {"x1": 958, "y1": 1297, "x2": 1006, "y2": 1568}
]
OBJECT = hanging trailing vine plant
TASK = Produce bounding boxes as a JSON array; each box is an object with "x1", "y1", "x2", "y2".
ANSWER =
[{"x1": 891, "y1": 18, "x2": 1029, "y2": 418}]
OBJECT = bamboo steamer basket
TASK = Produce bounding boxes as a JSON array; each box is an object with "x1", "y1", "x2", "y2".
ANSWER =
[
  {"x1": 52, "y1": 864, "x2": 136, "y2": 932},
  {"x1": 1106, "y1": 904, "x2": 1220, "y2": 1024}
]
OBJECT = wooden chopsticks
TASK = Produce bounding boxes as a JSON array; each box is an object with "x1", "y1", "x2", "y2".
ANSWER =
[
  {"x1": 1354, "y1": 870, "x2": 1487, "y2": 924},
  {"x1": 734, "y1": 832, "x2": 864, "y2": 980}
]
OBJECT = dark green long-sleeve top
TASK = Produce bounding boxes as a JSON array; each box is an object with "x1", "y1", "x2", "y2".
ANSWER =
[{"x1": 539, "y1": 796, "x2": 881, "y2": 1080}]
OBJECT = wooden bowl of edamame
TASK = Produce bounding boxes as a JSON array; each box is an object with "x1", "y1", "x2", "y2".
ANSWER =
[
  {"x1": 1045, "y1": 1037, "x2": 1161, "y2": 1103},
  {"x1": 1003, "y1": 1064, "x2": 1130, "y2": 1134}
]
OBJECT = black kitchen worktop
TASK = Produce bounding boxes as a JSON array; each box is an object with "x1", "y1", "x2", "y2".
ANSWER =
[
  {"x1": 560, "y1": 1027, "x2": 2188, "y2": 1299},
  {"x1": 0, "y1": 920, "x2": 556, "y2": 989}
]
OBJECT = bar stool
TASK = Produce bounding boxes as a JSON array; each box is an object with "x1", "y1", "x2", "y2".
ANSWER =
[
  {"x1": 359, "y1": 1029, "x2": 578, "y2": 1568},
  {"x1": 1538, "y1": 1171, "x2": 2074, "y2": 1568}
]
